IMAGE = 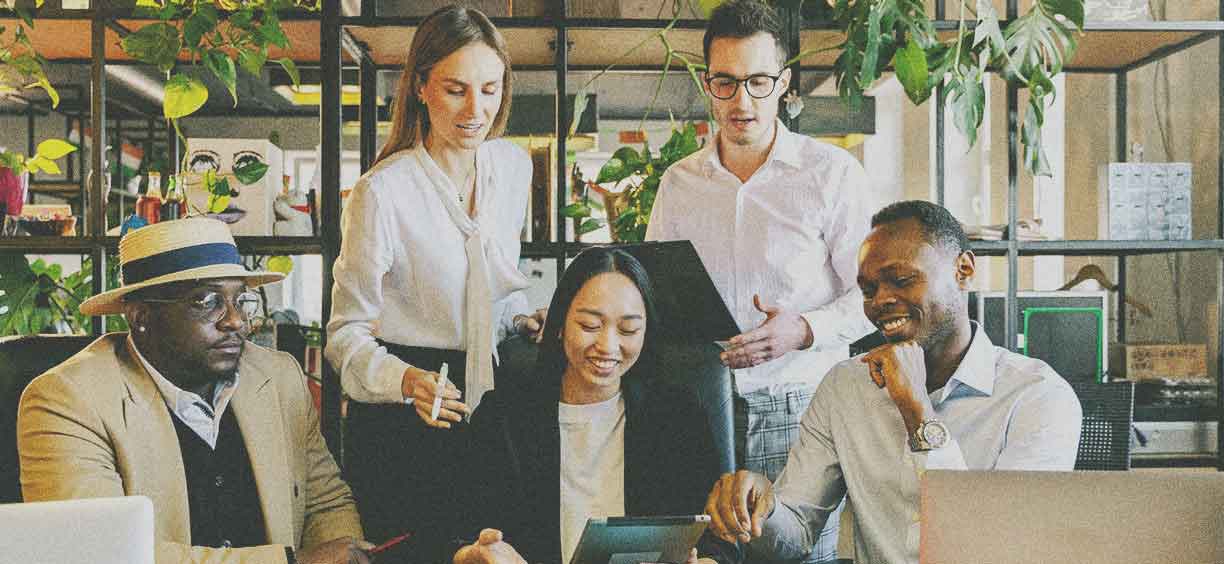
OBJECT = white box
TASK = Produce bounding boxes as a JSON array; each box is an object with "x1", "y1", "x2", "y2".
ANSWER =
[
  {"x1": 1099, "y1": 163, "x2": 1192, "y2": 240},
  {"x1": 184, "y1": 138, "x2": 284, "y2": 236}
]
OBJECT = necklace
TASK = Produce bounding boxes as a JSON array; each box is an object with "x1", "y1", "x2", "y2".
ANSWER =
[{"x1": 457, "y1": 167, "x2": 475, "y2": 204}]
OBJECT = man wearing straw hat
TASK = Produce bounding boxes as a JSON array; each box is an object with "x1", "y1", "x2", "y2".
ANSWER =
[{"x1": 18, "y1": 218, "x2": 371, "y2": 564}]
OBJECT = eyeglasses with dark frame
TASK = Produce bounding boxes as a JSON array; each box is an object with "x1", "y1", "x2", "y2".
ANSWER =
[
  {"x1": 135, "y1": 290, "x2": 261, "y2": 323},
  {"x1": 705, "y1": 72, "x2": 785, "y2": 100}
]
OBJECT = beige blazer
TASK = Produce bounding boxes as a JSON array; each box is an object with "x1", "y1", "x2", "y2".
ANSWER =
[{"x1": 18, "y1": 334, "x2": 363, "y2": 563}]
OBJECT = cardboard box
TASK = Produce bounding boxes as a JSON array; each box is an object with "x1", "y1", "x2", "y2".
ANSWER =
[
  {"x1": 1113, "y1": 344, "x2": 1208, "y2": 381},
  {"x1": 184, "y1": 138, "x2": 284, "y2": 236}
]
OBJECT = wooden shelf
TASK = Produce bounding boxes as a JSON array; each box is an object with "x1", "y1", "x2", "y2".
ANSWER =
[
  {"x1": 799, "y1": 21, "x2": 1224, "y2": 71},
  {"x1": 1135, "y1": 405, "x2": 1221, "y2": 422},
  {"x1": 968, "y1": 239, "x2": 1224, "y2": 256},
  {"x1": 0, "y1": 18, "x2": 321, "y2": 63}
]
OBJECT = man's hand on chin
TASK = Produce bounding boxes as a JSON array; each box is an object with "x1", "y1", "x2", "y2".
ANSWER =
[{"x1": 454, "y1": 529, "x2": 527, "y2": 564}]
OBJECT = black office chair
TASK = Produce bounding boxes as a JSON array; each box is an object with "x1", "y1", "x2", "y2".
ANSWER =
[
  {"x1": 1069, "y1": 380, "x2": 1134, "y2": 471},
  {"x1": 496, "y1": 335, "x2": 736, "y2": 474},
  {"x1": 0, "y1": 334, "x2": 96, "y2": 504}
]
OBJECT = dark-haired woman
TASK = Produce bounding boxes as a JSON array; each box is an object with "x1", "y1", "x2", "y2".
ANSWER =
[
  {"x1": 456, "y1": 248, "x2": 738, "y2": 564},
  {"x1": 325, "y1": 4, "x2": 543, "y2": 548}
]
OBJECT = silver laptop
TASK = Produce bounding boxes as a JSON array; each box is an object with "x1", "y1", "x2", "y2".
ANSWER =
[
  {"x1": 920, "y1": 470, "x2": 1224, "y2": 564},
  {"x1": 0, "y1": 496, "x2": 155, "y2": 564}
]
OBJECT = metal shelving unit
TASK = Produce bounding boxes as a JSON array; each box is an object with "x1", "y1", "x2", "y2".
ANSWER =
[{"x1": 4, "y1": 0, "x2": 1223, "y2": 467}]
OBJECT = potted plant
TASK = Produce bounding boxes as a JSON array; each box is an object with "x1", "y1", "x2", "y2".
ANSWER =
[{"x1": 562, "y1": 123, "x2": 703, "y2": 242}]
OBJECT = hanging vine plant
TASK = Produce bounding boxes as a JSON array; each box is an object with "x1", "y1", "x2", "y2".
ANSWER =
[
  {"x1": 119, "y1": 0, "x2": 315, "y2": 141},
  {"x1": 0, "y1": 5, "x2": 78, "y2": 176},
  {"x1": 573, "y1": 0, "x2": 1084, "y2": 180},
  {"x1": 832, "y1": 0, "x2": 1084, "y2": 176}
]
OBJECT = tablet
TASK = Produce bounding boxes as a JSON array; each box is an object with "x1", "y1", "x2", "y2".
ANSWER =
[{"x1": 569, "y1": 515, "x2": 711, "y2": 564}]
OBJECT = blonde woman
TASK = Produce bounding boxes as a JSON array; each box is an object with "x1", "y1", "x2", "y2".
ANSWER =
[{"x1": 325, "y1": 5, "x2": 543, "y2": 553}]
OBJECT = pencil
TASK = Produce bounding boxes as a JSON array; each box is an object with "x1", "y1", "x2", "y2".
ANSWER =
[{"x1": 369, "y1": 532, "x2": 412, "y2": 554}]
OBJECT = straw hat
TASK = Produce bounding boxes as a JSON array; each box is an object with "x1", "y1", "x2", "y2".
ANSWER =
[{"x1": 79, "y1": 217, "x2": 285, "y2": 316}]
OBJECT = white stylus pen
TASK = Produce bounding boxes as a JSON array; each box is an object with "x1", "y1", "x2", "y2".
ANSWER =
[{"x1": 430, "y1": 363, "x2": 449, "y2": 422}]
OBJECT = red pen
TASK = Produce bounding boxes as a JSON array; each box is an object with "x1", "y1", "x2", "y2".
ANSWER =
[{"x1": 369, "y1": 532, "x2": 412, "y2": 555}]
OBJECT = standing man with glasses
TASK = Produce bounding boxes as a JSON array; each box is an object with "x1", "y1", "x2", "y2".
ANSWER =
[
  {"x1": 18, "y1": 218, "x2": 371, "y2": 564},
  {"x1": 646, "y1": 1, "x2": 874, "y2": 562}
]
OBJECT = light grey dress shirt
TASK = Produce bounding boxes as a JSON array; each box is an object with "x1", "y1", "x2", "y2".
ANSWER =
[
  {"x1": 756, "y1": 322, "x2": 1083, "y2": 564},
  {"x1": 129, "y1": 335, "x2": 239, "y2": 450}
]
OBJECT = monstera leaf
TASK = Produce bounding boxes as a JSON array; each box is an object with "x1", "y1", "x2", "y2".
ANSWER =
[{"x1": 0, "y1": 254, "x2": 39, "y2": 335}]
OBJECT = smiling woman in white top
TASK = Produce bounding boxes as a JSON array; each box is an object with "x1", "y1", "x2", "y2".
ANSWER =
[{"x1": 324, "y1": 5, "x2": 542, "y2": 553}]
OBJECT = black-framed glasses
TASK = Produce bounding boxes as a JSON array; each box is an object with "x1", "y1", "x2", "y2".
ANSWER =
[
  {"x1": 138, "y1": 290, "x2": 261, "y2": 323},
  {"x1": 705, "y1": 72, "x2": 784, "y2": 100}
]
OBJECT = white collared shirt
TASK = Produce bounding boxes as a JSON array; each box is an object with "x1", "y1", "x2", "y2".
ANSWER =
[
  {"x1": 757, "y1": 323, "x2": 1083, "y2": 564},
  {"x1": 128, "y1": 334, "x2": 240, "y2": 450},
  {"x1": 326, "y1": 139, "x2": 532, "y2": 404},
  {"x1": 646, "y1": 121, "x2": 875, "y2": 394}
]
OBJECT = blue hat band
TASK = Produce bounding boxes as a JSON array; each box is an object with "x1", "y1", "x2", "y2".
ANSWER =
[{"x1": 122, "y1": 242, "x2": 243, "y2": 285}]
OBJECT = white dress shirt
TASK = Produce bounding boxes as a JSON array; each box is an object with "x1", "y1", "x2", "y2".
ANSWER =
[
  {"x1": 326, "y1": 139, "x2": 532, "y2": 405},
  {"x1": 646, "y1": 121, "x2": 875, "y2": 395},
  {"x1": 756, "y1": 323, "x2": 1083, "y2": 564},
  {"x1": 558, "y1": 394, "x2": 627, "y2": 564},
  {"x1": 129, "y1": 335, "x2": 239, "y2": 450}
]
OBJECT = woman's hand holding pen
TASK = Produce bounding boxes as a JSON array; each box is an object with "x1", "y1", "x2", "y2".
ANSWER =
[{"x1": 401, "y1": 366, "x2": 469, "y2": 429}]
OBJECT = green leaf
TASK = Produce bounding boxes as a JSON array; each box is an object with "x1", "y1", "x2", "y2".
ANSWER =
[
  {"x1": 576, "y1": 218, "x2": 604, "y2": 235},
  {"x1": 611, "y1": 146, "x2": 645, "y2": 170},
  {"x1": 257, "y1": 13, "x2": 289, "y2": 49},
  {"x1": 859, "y1": 0, "x2": 887, "y2": 89},
  {"x1": 698, "y1": 0, "x2": 725, "y2": 17},
  {"x1": 214, "y1": 176, "x2": 232, "y2": 197},
  {"x1": 120, "y1": 22, "x2": 182, "y2": 74},
  {"x1": 595, "y1": 158, "x2": 630, "y2": 185},
  {"x1": 237, "y1": 48, "x2": 267, "y2": 78},
  {"x1": 267, "y1": 255, "x2": 294, "y2": 275},
  {"x1": 0, "y1": 254, "x2": 38, "y2": 336},
  {"x1": 893, "y1": 39, "x2": 930, "y2": 104},
  {"x1": 26, "y1": 155, "x2": 60, "y2": 175},
  {"x1": 276, "y1": 57, "x2": 300, "y2": 87},
  {"x1": 35, "y1": 139, "x2": 77, "y2": 160},
  {"x1": 230, "y1": 8, "x2": 256, "y2": 31},
  {"x1": 135, "y1": 0, "x2": 161, "y2": 7},
  {"x1": 1041, "y1": 0, "x2": 1085, "y2": 30},
  {"x1": 184, "y1": 6, "x2": 219, "y2": 51},
  {"x1": 15, "y1": 7, "x2": 33, "y2": 27},
  {"x1": 570, "y1": 90, "x2": 590, "y2": 137},
  {"x1": 560, "y1": 202, "x2": 591, "y2": 219},
  {"x1": 659, "y1": 123, "x2": 700, "y2": 165},
  {"x1": 973, "y1": 0, "x2": 1008, "y2": 59},
  {"x1": 948, "y1": 68, "x2": 985, "y2": 149},
  {"x1": 232, "y1": 159, "x2": 269, "y2": 185},
  {"x1": 1022, "y1": 95, "x2": 1053, "y2": 176},
  {"x1": 208, "y1": 193, "x2": 231, "y2": 214},
  {"x1": 31, "y1": 77, "x2": 59, "y2": 108},
  {"x1": 0, "y1": 152, "x2": 24, "y2": 173},
  {"x1": 163, "y1": 73, "x2": 208, "y2": 119},
  {"x1": 1002, "y1": 5, "x2": 1078, "y2": 82},
  {"x1": 204, "y1": 49, "x2": 238, "y2": 106}
]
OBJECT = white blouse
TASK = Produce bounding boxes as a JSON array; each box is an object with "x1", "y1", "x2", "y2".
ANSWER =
[{"x1": 326, "y1": 139, "x2": 532, "y2": 406}]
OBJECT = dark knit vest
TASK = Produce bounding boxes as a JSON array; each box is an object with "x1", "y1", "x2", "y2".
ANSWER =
[{"x1": 169, "y1": 405, "x2": 267, "y2": 549}]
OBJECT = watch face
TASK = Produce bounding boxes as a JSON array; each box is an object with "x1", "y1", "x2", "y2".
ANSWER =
[{"x1": 922, "y1": 421, "x2": 949, "y2": 449}]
